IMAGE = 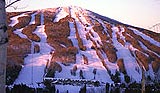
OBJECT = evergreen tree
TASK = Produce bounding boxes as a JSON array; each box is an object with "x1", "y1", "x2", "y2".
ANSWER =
[
  {"x1": 105, "y1": 83, "x2": 110, "y2": 93},
  {"x1": 114, "y1": 88, "x2": 120, "y2": 93},
  {"x1": 80, "y1": 70, "x2": 84, "y2": 79},
  {"x1": 79, "y1": 84, "x2": 86, "y2": 93},
  {"x1": 57, "y1": 89, "x2": 59, "y2": 93},
  {"x1": 125, "y1": 75, "x2": 130, "y2": 84},
  {"x1": 93, "y1": 68, "x2": 97, "y2": 79},
  {"x1": 49, "y1": 85, "x2": 55, "y2": 93}
]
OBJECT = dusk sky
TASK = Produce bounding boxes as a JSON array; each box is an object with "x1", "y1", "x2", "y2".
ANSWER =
[{"x1": 6, "y1": 0, "x2": 160, "y2": 30}]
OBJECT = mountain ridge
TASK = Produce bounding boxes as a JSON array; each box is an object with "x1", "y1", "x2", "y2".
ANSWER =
[{"x1": 6, "y1": 6, "x2": 160, "y2": 92}]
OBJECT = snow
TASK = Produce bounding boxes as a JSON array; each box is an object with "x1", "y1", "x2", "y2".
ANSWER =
[
  {"x1": 68, "y1": 22, "x2": 79, "y2": 48},
  {"x1": 77, "y1": 9, "x2": 89, "y2": 25},
  {"x1": 63, "y1": 7, "x2": 113, "y2": 83},
  {"x1": 87, "y1": 15, "x2": 119, "y2": 75},
  {"x1": 146, "y1": 64, "x2": 155, "y2": 80},
  {"x1": 81, "y1": 50, "x2": 100, "y2": 64},
  {"x1": 87, "y1": 86, "x2": 106, "y2": 93},
  {"x1": 56, "y1": 85, "x2": 106, "y2": 93},
  {"x1": 33, "y1": 13, "x2": 53, "y2": 53},
  {"x1": 139, "y1": 41, "x2": 148, "y2": 50},
  {"x1": 40, "y1": 12, "x2": 44, "y2": 25},
  {"x1": 102, "y1": 51, "x2": 119, "y2": 74},
  {"x1": 53, "y1": 7, "x2": 68, "y2": 22},
  {"x1": 129, "y1": 27, "x2": 160, "y2": 47},
  {"x1": 69, "y1": 6, "x2": 92, "y2": 48},
  {"x1": 60, "y1": 44, "x2": 67, "y2": 48},
  {"x1": 69, "y1": 6, "x2": 78, "y2": 19},
  {"x1": 54, "y1": 61, "x2": 112, "y2": 83},
  {"x1": 90, "y1": 29, "x2": 103, "y2": 47},
  {"x1": 155, "y1": 68, "x2": 160, "y2": 81},
  {"x1": 13, "y1": 12, "x2": 53, "y2": 87},
  {"x1": 8, "y1": 7, "x2": 159, "y2": 91},
  {"x1": 13, "y1": 28, "x2": 28, "y2": 39},
  {"x1": 9, "y1": 13, "x2": 28, "y2": 27},
  {"x1": 112, "y1": 26, "x2": 142, "y2": 82},
  {"x1": 76, "y1": 53, "x2": 83, "y2": 64},
  {"x1": 70, "y1": 7, "x2": 102, "y2": 49},
  {"x1": 55, "y1": 63, "x2": 79, "y2": 79},
  {"x1": 125, "y1": 42, "x2": 138, "y2": 51},
  {"x1": 94, "y1": 69, "x2": 113, "y2": 83},
  {"x1": 33, "y1": 25, "x2": 53, "y2": 53},
  {"x1": 119, "y1": 26, "x2": 126, "y2": 41},
  {"x1": 94, "y1": 17, "x2": 110, "y2": 37},
  {"x1": 29, "y1": 12, "x2": 38, "y2": 25},
  {"x1": 56, "y1": 85, "x2": 81, "y2": 93},
  {"x1": 77, "y1": 21, "x2": 92, "y2": 47},
  {"x1": 14, "y1": 54, "x2": 51, "y2": 87},
  {"x1": 139, "y1": 36, "x2": 160, "y2": 57}
]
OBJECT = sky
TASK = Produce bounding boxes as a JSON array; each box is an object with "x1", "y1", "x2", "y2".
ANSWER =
[{"x1": 6, "y1": 0, "x2": 160, "y2": 30}]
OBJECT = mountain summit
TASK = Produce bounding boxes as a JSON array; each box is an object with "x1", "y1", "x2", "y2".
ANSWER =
[{"x1": 7, "y1": 6, "x2": 160, "y2": 92}]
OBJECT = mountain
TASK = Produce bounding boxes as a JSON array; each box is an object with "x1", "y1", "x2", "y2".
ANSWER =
[{"x1": 6, "y1": 6, "x2": 160, "y2": 92}]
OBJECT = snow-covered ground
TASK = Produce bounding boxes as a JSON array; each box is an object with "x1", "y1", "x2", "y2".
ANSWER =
[
  {"x1": 29, "y1": 12, "x2": 38, "y2": 25},
  {"x1": 56, "y1": 85, "x2": 81, "y2": 93},
  {"x1": 8, "y1": 6, "x2": 160, "y2": 92},
  {"x1": 13, "y1": 28, "x2": 27, "y2": 39},
  {"x1": 55, "y1": 85, "x2": 106, "y2": 93},
  {"x1": 112, "y1": 26, "x2": 142, "y2": 82},
  {"x1": 53, "y1": 7, "x2": 69, "y2": 22},
  {"x1": 129, "y1": 27, "x2": 160, "y2": 47},
  {"x1": 9, "y1": 13, "x2": 28, "y2": 27},
  {"x1": 55, "y1": 6, "x2": 113, "y2": 84},
  {"x1": 68, "y1": 22, "x2": 79, "y2": 48},
  {"x1": 14, "y1": 54, "x2": 51, "y2": 87},
  {"x1": 12, "y1": 12, "x2": 53, "y2": 87}
]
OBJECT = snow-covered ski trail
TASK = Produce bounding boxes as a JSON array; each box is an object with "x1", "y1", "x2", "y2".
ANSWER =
[
  {"x1": 58, "y1": 6, "x2": 113, "y2": 83},
  {"x1": 13, "y1": 12, "x2": 53, "y2": 87},
  {"x1": 111, "y1": 26, "x2": 142, "y2": 82}
]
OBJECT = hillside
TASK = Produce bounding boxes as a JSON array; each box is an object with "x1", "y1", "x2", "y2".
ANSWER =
[{"x1": 6, "y1": 6, "x2": 160, "y2": 92}]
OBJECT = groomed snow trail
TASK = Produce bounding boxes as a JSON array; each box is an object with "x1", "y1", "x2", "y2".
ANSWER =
[
  {"x1": 112, "y1": 26, "x2": 142, "y2": 82},
  {"x1": 54, "y1": 6, "x2": 113, "y2": 83},
  {"x1": 13, "y1": 12, "x2": 53, "y2": 87}
]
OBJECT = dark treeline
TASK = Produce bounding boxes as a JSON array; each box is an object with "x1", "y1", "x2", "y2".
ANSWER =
[
  {"x1": 106, "y1": 82, "x2": 160, "y2": 93},
  {"x1": 6, "y1": 82, "x2": 160, "y2": 93}
]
